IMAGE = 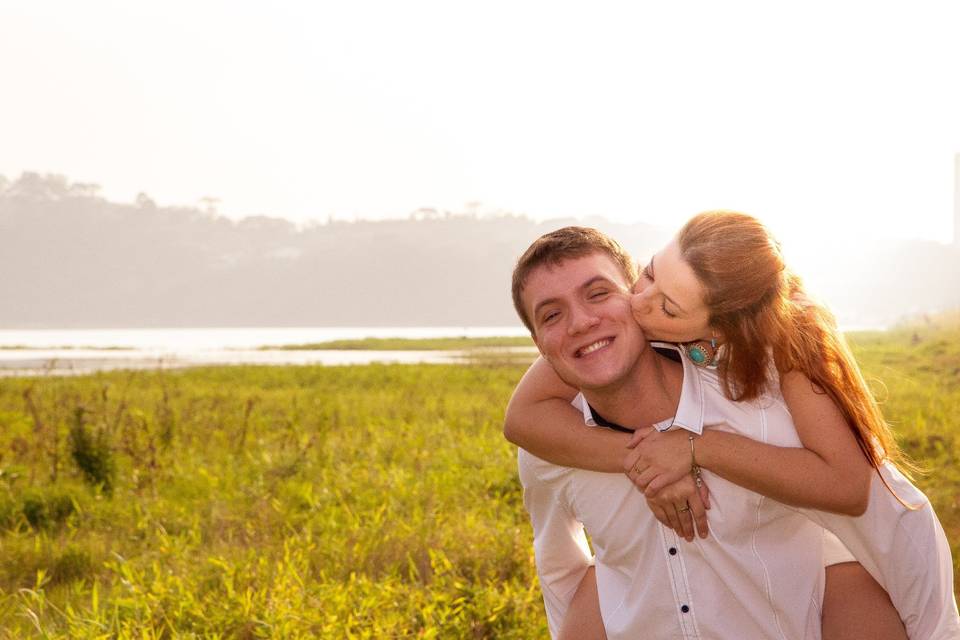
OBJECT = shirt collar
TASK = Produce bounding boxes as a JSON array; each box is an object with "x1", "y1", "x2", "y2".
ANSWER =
[{"x1": 649, "y1": 341, "x2": 705, "y2": 435}]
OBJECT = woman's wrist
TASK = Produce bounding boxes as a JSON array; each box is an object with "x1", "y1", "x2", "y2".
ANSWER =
[{"x1": 690, "y1": 430, "x2": 713, "y2": 470}]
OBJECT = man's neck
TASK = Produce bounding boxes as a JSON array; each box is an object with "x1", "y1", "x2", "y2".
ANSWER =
[{"x1": 581, "y1": 347, "x2": 683, "y2": 429}]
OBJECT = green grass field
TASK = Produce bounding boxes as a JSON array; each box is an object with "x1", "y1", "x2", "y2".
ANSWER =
[{"x1": 0, "y1": 320, "x2": 957, "y2": 638}]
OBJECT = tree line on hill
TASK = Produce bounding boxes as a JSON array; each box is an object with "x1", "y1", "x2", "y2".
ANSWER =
[{"x1": 1, "y1": 172, "x2": 957, "y2": 329}]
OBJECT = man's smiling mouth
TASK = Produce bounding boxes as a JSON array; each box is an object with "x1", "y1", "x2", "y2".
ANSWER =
[{"x1": 576, "y1": 337, "x2": 613, "y2": 358}]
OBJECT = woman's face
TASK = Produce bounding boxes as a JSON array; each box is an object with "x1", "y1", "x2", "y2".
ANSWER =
[{"x1": 631, "y1": 238, "x2": 714, "y2": 343}]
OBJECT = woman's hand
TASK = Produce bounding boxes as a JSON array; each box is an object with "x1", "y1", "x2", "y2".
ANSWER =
[
  {"x1": 623, "y1": 428, "x2": 696, "y2": 496},
  {"x1": 645, "y1": 474, "x2": 711, "y2": 541}
]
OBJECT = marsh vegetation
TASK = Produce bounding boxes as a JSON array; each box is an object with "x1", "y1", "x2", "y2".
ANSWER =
[{"x1": 0, "y1": 322, "x2": 957, "y2": 637}]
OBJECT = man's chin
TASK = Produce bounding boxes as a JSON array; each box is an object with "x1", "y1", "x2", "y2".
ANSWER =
[
  {"x1": 561, "y1": 368, "x2": 624, "y2": 393},
  {"x1": 548, "y1": 354, "x2": 633, "y2": 391}
]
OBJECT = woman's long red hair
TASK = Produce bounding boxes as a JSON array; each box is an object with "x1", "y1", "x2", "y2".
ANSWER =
[{"x1": 678, "y1": 210, "x2": 909, "y2": 473}]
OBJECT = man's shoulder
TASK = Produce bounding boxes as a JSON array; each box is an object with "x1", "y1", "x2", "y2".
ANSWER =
[
  {"x1": 517, "y1": 448, "x2": 628, "y2": 491},
  {"x1": 517, "y1": 448, "x2": 573, "y2": 487}
]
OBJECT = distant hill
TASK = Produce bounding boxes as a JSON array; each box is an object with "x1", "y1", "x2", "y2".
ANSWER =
[
  {"x1": 0, "y1": 173, "x2": 670, "y2": 328},
  {"x1": 1, "y1": 172, "x2": 957, "y2": 329}
]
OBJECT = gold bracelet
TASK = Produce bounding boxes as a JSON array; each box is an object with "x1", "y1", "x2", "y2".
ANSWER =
[{"x1": 689, "y1": 434, "x2": 703, "y2": 488}]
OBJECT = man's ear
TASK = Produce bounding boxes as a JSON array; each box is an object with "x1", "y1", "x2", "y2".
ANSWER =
[{"x1": 530, "y1": 330, "x2": 545, "y2": 355}]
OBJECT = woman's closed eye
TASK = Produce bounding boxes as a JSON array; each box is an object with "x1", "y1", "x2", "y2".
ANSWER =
[{"x1": 660, "y1": 301, "x2": 677, "y2": 318}]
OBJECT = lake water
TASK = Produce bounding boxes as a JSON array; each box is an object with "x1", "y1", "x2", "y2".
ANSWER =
[
  {"x1": 0, "y1": 327, "x2": 534, "y2": 376},
  {"x1": 0, "y1": 326, "x2": 530, "y2": 349}
]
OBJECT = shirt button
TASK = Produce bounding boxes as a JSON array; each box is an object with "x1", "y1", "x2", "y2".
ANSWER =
[
  {"x1": 668, "y1": 547, "x2": 678, "y2": 555},
  {"x1": 681, "y1": 605, "x2": 690, "y2": 614}
]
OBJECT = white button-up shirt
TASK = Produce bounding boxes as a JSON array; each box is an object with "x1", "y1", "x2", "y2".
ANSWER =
[
  {"x1": 520, "y1": 344, "x2": 827, "y2": 639},
  {"x1": 667, "y1": 351, "x2": 959, "y2": 639},
  {"x1": 521, "y1": 343, "x2": 960, "y2": 639}
]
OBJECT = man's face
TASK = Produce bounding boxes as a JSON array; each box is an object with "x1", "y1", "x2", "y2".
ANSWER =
[{"x1": 523, "y1": 252, "x2": 647, "y2": 391}]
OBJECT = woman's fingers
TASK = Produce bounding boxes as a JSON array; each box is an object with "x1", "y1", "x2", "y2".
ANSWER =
[
  {"x1": 622, "y1": 445, "x2": 643, "y2": 475},
  {"x1": 646, "y1": 476, "x2": 710, "y2": 541},
  {"x1": 634, "y1": 467, "x2": 659, "y2": 492},
  {"x1": 675, "y1": 503, "x2": 695, "y2": 541},
  {"x1": 625, "y1": 426, "x2": 655, "y2": 449},
  {"x1": 663, "y1": 504, "x2": 682, "y2": 534},
  {"x1": 687, "y1": 491, "x2": 709, "y2": 539},
  {"x1": 649, "y1": 504, "x2": 672, "y2": 529},
  {"x1": 697, "y1": 478, "x2": 711, "y2": 511},
  {"x1": 643, "y1": 471, "x2": 686, "y2": 497}
]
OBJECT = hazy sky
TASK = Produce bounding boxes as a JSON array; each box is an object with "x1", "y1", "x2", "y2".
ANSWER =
[{"x1": 2, "y1": 0, "x2": 959, "y2": 244}]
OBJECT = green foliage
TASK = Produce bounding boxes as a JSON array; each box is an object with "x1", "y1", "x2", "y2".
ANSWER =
[
  {"x1": 19, "y1": 487, "x2": 78, "y2": 531},
  {"x1": 0, "y1": 319, "x2": 957, "y2": 637},
  {"x1": 68, "y1": 407, "x2": 116, "y2": 494},
  {"x1": 0, "y1": 360, "x2": 546, "y2": 637},
  {"x1": 49, "y1": 546, "x2": 95, "y2": 586}
]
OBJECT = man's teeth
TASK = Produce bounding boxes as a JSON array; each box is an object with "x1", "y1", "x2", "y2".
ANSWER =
[{"x1": 579, "y1": 339, "x2": 611, "y2": 356}]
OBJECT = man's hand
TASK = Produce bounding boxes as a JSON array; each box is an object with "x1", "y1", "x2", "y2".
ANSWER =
[{"x1": 644, "y1": 475, "x2": 711, "y2": 542}]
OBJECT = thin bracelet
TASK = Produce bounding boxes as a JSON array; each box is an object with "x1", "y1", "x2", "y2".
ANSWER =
[{"x1": 689, "y1": 434, "x2": 703, "y2": 488}]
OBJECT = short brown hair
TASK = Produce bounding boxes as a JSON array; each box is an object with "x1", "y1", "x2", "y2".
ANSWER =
[{"x1": 511, "y1": 226, "x2": 637, "y2": 334}]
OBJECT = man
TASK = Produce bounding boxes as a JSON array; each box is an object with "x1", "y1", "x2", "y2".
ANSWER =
[{"x1": 511, "y1": 227, "x2": 827, "y2": 639}]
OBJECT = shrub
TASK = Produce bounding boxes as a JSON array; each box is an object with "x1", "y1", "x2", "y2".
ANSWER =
[
  {"x1": 50, "y1": 546, "x2": 95, "y2": 585},
  {"x1": 20, "y1": 488, "x2": 77, "y2": 531},
  {"x1": 69, "y1": 407, "x2": 116, "y2": 494}
]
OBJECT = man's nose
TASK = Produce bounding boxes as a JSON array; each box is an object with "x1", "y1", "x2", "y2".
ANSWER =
[{"x1": 567, "y1": 304, "x2": 600, "y2": 335}]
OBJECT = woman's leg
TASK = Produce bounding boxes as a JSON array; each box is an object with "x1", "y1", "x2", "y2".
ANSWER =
[
  {"x1": 822, "y1": 562, "x2": 907, "y2": 640},
  {"x1": 556, "y1": 566, "x2": 607, "y2": 640}
]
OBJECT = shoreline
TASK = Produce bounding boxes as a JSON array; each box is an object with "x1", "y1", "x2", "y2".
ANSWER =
[{"x1": 0, "y1": 346, "x2": 540, "y2": 377}]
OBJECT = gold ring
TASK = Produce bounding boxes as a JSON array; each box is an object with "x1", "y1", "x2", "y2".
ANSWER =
[
  {"x1": 633, "y1": 464, "x2": 644, "y2": 475},
  {"x1": 677, "y1": 504, "x2": 690, "y2": 513}
]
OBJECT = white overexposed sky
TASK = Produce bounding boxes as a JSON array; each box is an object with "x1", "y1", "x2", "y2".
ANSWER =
[{"x1": 2, "y1": 0, "x2": 959, "y2": 246}]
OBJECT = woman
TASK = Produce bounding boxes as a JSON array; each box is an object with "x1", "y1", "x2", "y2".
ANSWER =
[{"x1": 504, "y1": 211, "x2": 958, "y2": 639}]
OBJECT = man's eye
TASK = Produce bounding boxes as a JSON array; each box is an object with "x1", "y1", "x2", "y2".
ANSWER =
[
  {"x1": 542, "y1": 311, "x2": 560, "y2": 324},
  {"x1": 589, "y1": 289, "x2": 609, "y2": 300},
  {"x1": 660, "y1": 301, "x2": 677, "y2": 318}
]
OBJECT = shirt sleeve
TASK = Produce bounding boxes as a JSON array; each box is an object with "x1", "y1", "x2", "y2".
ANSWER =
[{"x1": 518, "y1": 448, "x2": 594, "y2": 638}]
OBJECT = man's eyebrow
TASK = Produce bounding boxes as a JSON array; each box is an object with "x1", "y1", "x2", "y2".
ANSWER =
[
  {"x1": 581, "y1": 275, "x2": 614, "y2": 290},
  {"x1": 650, "y1": 255, "x2": 686, "y2": 313}
]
